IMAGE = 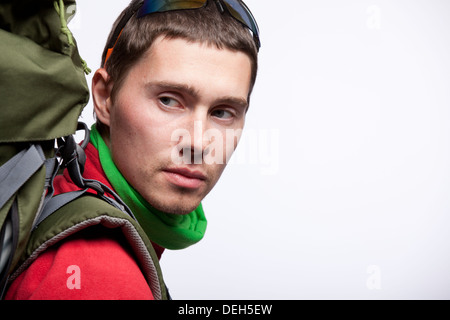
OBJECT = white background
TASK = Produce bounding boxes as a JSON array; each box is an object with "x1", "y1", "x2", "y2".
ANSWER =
[{"x1": 71, "y1": 0, "x2": 450, "y2": 299}]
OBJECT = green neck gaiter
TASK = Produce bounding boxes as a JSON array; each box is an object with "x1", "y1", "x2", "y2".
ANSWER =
[{"x1": 90, "y1": 125, "x2": 207, "y2": 250}]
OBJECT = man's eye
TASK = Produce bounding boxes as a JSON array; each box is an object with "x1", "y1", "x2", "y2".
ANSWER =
[
  {"x1": 159, "y1": 97, "x2": 180, "y2": 108},
  {"x1": 212, "y1": 109, "x2": 233, "y2": 119}
]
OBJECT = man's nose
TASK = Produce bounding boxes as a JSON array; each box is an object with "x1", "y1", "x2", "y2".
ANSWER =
[{"x1": 181, "y1": 118, "x2": 211, "y2": 165}]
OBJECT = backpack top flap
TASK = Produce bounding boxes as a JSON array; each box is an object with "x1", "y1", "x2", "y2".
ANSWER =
[{"x1": 0, "y1": 0, "x2": 89, "y2": 143}]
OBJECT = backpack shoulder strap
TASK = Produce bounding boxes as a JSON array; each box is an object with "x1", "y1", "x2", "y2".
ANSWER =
[
  {"x1": 0, "y1": 145, "x2": 46, "y2": 210},
  {"x1": 0, "y1": 143, "x2": 54, "y2": 298}
]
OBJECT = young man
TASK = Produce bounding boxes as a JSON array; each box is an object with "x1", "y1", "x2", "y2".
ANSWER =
[{"x1": 5, "y1": 0, "x2": 259, "y2": 300}]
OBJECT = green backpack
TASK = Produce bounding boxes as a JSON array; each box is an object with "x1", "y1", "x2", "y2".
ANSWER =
[
  {"x1": 0, "y1": 0, "x2": 89, "y2": 295},
  {"x1": 0, "y1": 0, "x2": 168, "y2": 299}
]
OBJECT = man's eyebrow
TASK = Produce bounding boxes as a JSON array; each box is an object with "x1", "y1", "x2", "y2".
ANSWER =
[
  {"x1": 145, "y1": 81, "x2": 200, "y2": 98},
  {"x1": 215, "y1": 96, "x2": 249, "y2": 110},
  {"x1": 146, "y1": 81, "x2": 248, "y2": 109}
]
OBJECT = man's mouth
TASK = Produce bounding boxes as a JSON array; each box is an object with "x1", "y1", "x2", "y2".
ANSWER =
[{"x1": 163, "y1": 167, "x2": 207, "y2": 189}]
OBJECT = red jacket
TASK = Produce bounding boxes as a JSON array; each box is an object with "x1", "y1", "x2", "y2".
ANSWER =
[{"x1": 5, "y1": 143, "x2": 163, "y2": 300}]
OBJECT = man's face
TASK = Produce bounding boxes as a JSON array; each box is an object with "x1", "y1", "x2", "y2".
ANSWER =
[{"x1": 96, "y1": 36, "x2": 252, "y2": 214}]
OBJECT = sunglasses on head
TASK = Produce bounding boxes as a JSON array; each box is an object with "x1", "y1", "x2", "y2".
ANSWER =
[{"x1": 104, "y1": 0, "x2": 260, "y2": 66}]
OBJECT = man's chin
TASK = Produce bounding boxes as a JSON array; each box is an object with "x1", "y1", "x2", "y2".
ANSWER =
[{"x1": 148, "y1": 197, "x2": 201, "y2": 215}]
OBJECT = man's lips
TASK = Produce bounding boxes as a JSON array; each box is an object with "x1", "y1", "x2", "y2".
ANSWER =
[{"x1": 163, "y1": 167, "x2": 207, "y2": 189}]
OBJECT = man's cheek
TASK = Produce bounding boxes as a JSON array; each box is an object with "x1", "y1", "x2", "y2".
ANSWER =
[{"x1": 203, "y1": 127, "x2": 243, "y2": 165}]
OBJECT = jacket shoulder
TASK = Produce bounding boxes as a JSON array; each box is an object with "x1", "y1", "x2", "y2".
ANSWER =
[
  {"x1": 5, "y1": 226, "x2": 154, "y2": 300},
  {"x1": 8, "y1": 195, "x2": 167, "y2": 300}
]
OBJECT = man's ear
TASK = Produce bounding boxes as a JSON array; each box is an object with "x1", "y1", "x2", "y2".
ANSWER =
[{"x1": 92, "y1": 68, "x2": 113, "y2": 127}]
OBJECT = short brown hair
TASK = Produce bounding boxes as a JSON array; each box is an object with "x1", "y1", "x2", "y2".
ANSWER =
[{"x1": 101, "y1": 0, "x2": 259, "y2": 102}]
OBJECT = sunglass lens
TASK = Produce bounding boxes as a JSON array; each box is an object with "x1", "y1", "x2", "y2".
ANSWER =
[
  {"x1": 138, "y1": 0, "x2": 207, "y2": 17},
  {"x1": 221, "y1": 0, "x2": 259, "y2": 38}
]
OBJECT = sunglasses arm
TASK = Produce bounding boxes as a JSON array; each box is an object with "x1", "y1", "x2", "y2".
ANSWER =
[{"x1": 213, "y1": 0, "x2": 225, "y2": 13}]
